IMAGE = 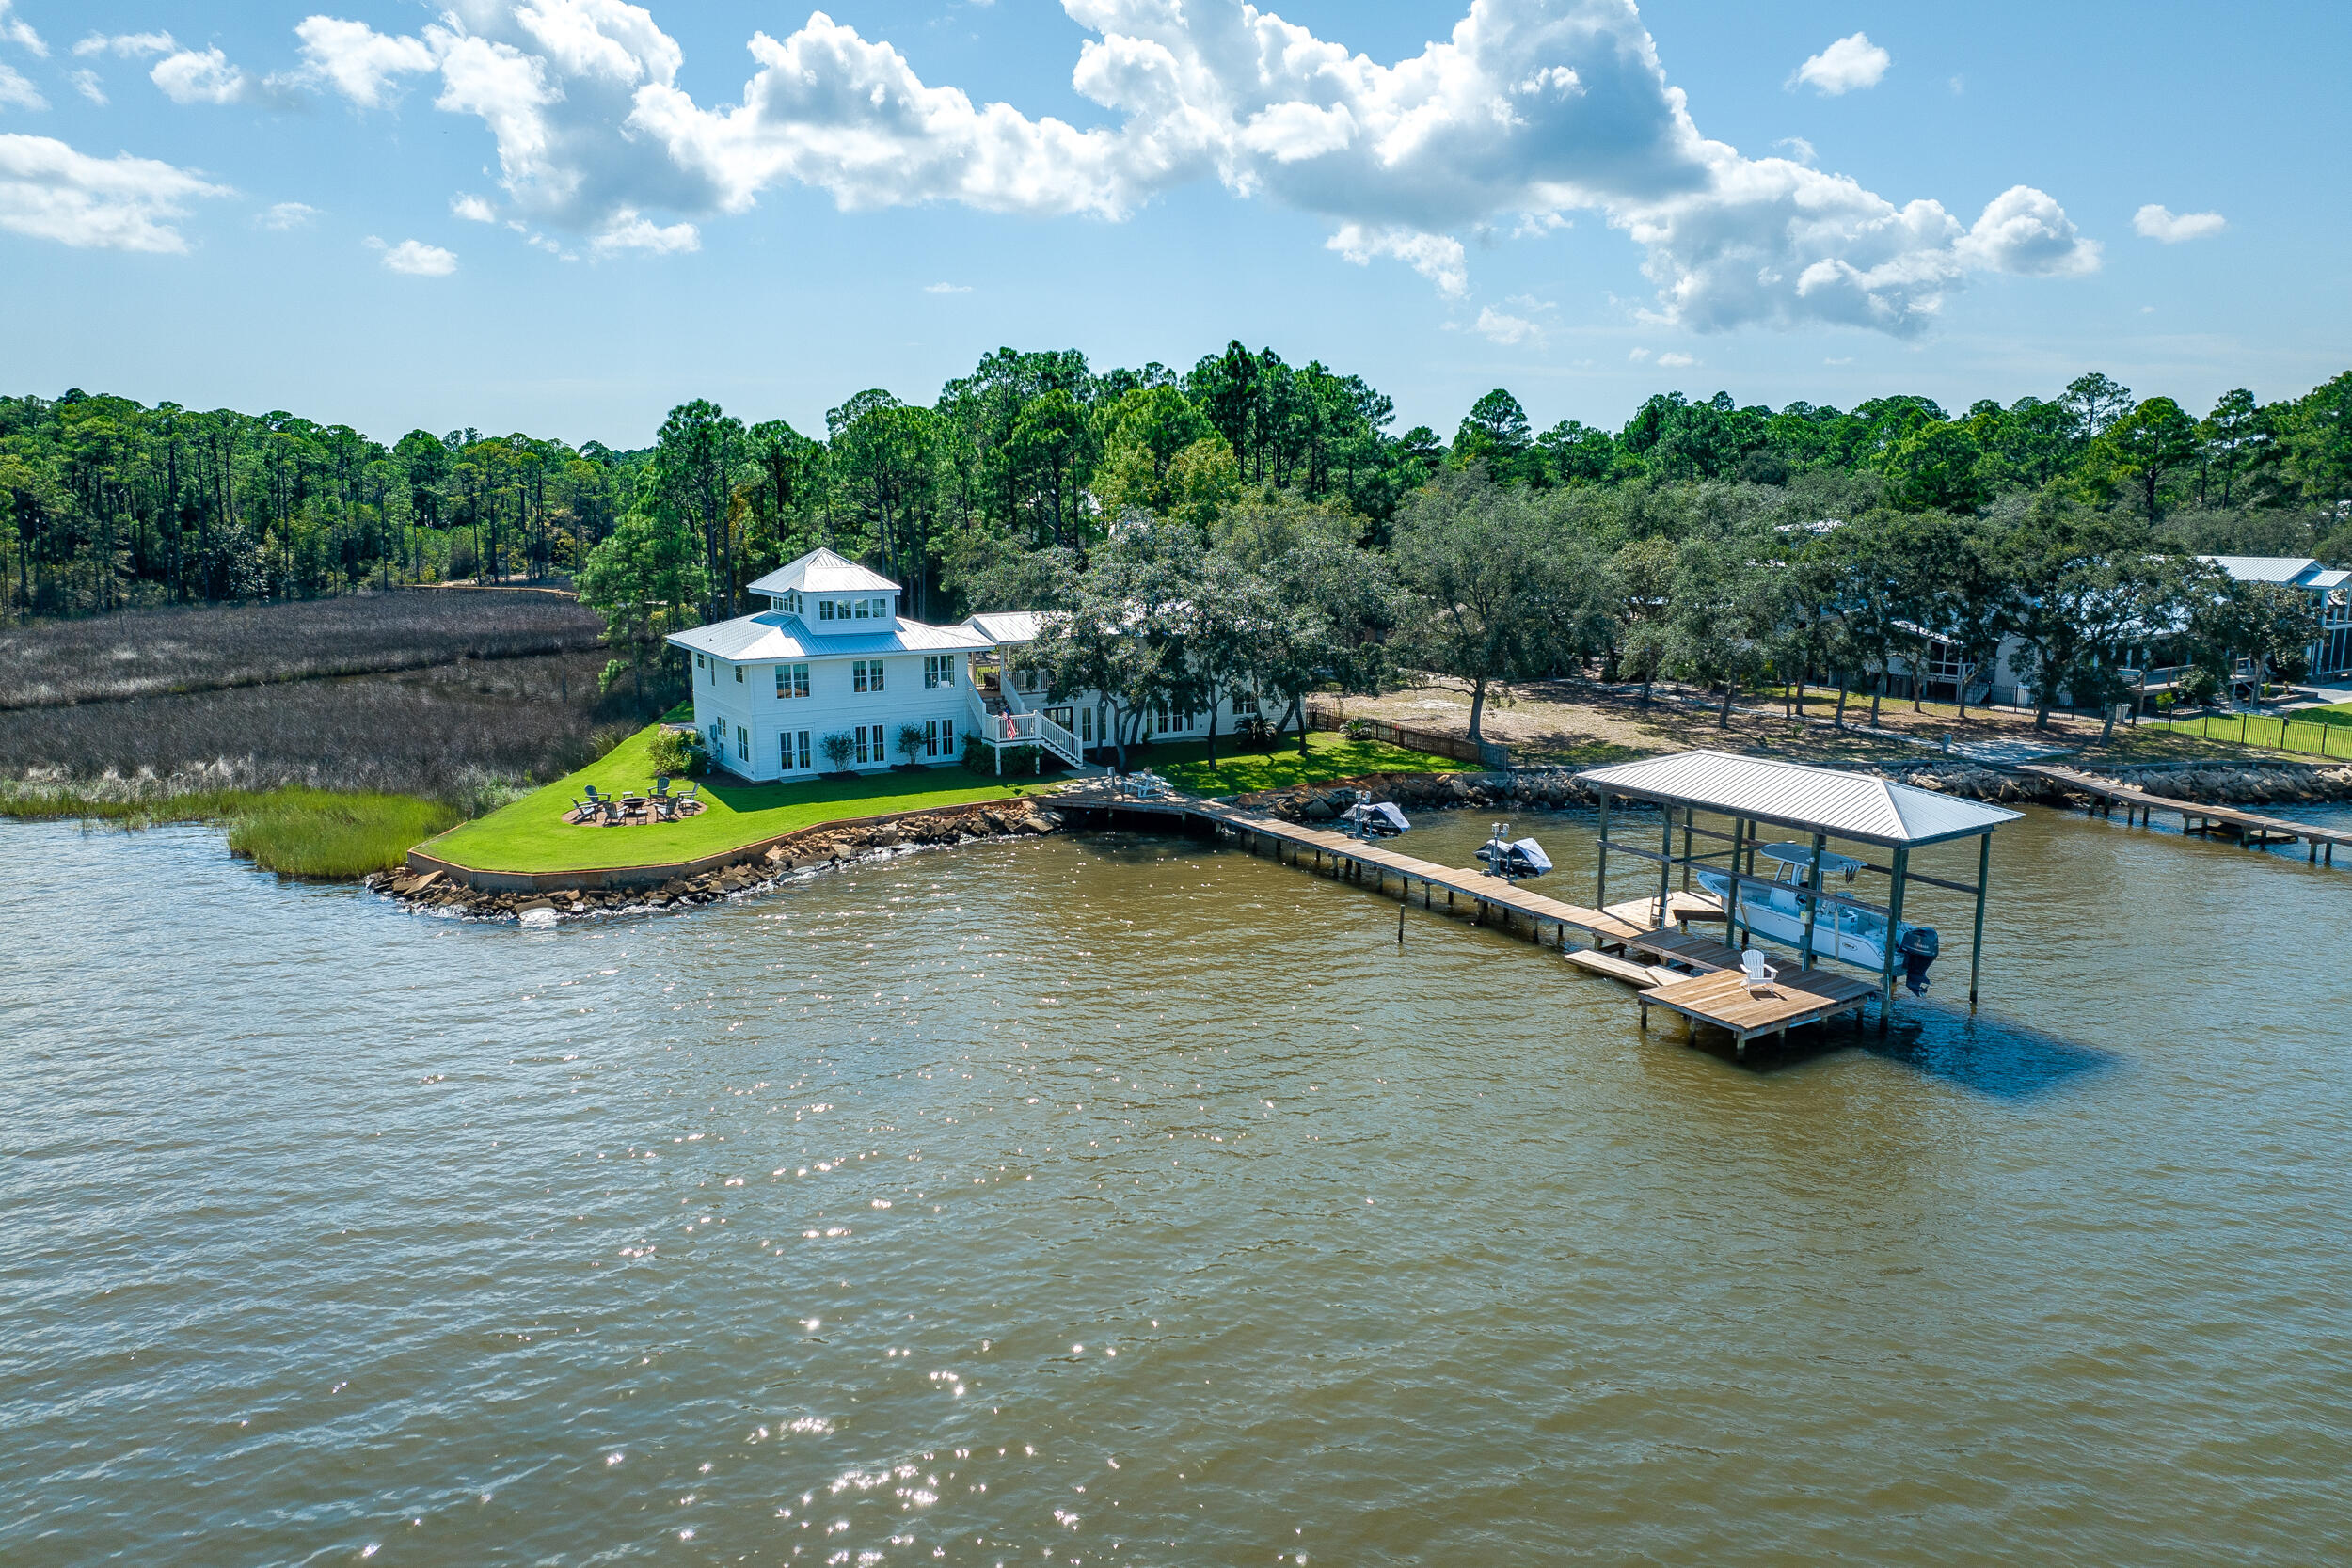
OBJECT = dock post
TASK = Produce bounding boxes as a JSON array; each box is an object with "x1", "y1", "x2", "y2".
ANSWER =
[
  {"x1": 1878, "y1": 847, "x2": 1909, "y2": 1034},
  {"x1": 1967, "y1": 831, "x2": 1990, "y2": 1015},
  {"x1": 1681, "y1": 811, "x2": 1693, "y2": 894},
  {"x1": 1595, "y1": 792, "x2": 1611, "y2": 911},
  {"x1": 1797, "y1": 832, "x2": 1826, "y2": 973},
  {"x1": 1656, "y1": 806, "x2": 1674, "y2": 928}
]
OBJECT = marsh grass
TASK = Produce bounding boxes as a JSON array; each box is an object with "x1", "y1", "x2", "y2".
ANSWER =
[
  {"x1": 0, "y1": 650, "x2": 655, "y2": 800},
  {"x1": 224, "y1": 789, "x2": 463, "y2": 879},
  {"x1": 0, "y1": 590, "x2": 605, "y2": 710}
]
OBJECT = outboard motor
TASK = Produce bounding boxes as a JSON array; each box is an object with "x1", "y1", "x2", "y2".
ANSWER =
[
  {"x1": 1898, "y1": 926, "x2": 1940, "y2": 996},
  {"x1": 1475, "y1": 822, "x2": 1552, "y2": 881}
]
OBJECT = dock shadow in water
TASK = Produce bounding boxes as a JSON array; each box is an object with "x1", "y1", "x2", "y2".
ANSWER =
[{"x1": 1679, "y1": 1002, "x2": 2117, "y2": 1101}]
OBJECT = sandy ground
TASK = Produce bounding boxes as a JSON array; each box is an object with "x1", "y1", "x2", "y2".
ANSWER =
[{"x1": 1331, "y1": 675, "x2": 2280, "y2": 768}]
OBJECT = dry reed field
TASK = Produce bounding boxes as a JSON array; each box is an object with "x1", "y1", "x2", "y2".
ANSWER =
[
  {"x1": 0, "y1": 650, "x2": 648, "y2": 801},
  {"x1": 0, "y1": 590, "x2": 606, "y2": 710}
]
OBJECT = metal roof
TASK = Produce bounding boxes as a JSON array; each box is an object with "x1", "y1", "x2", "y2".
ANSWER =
[
  {"x1": 746, "y1": 546, "x2": 900, "y2": 596},
  {"x1": 2201, "y1": 555, "x2": 2327, "y2": 588},
  {"x1": 665, "y1": 610, "x2": 993, "y2": 661},
  {"x1": 963, "y1": 610, "x2": 1048, "y2": 645},
  {"x1": 1575, "y1": 750, "x2": 2021, "y2": 847}
]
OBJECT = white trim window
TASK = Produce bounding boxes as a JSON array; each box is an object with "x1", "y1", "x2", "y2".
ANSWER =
[
  {"x1": 923, "y1": 718, "x2": 956, "y2": 758},
  {"x1": 781, "y1": 729, "x2": 811, "y2": 771},
  {"x1": 853, "y1": 658, "x2": 885, "y2": 693},
  {"x1": 923, "y1": 654, "x2": 956, "y2": 689},
  {"x1": 733, "y1": 663, "x2": 744, "y2": 684},
  {"x1": 735, "y1": 723, "x2": 748, "y2": 761},
  {"x1": 853, "y1": 724, "x2": 888, "y2": 765},
  {"x1": 1232, "y1": 689, "x2": 1260, "y2": 715},
  {"x1": 776, "y1": 662, "x2": 810, "y2": 699},
  {"x1": 818, "y1": 599, "x2": 835, "y2": 622}
]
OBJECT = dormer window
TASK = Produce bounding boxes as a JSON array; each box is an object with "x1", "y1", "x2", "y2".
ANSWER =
[
  {"x1": 818, "y1": 599, "x2": 834, "y2": 621},
  {"x1": 853, "y1": 598, "x2": 871, "y2": 620}
]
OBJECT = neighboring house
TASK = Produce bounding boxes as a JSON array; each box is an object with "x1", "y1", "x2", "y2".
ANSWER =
[
  {"x1": 668, "y1": 547, "x2": 1003, "y2": 781},
  {"x1": 2198, "y1": 556, "x2": 2352, "y2": 679},
  {"x1": 965, "y1": 610, "x2": 1273, "y2": 757}
]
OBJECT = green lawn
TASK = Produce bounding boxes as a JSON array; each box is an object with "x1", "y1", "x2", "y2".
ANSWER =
[
  {"x1": 1145, "y1": 731, "x2": 1470, "y2": 795},
  {"x1": 420, "y1": 723, "x2": 1047, "y2": 874},
  {"x1": 2146, "y1": 708, "x2": 2352, "y2": 760}
]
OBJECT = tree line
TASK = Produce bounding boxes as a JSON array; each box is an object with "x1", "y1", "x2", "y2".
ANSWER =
[{"x1": 8, "y1": 351, "x2": 2348, "y2": 734}]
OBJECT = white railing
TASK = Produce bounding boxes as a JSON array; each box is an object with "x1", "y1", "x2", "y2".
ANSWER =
[{"x1": 963, "y1": 683, "x2": 1083, "y2": 768}]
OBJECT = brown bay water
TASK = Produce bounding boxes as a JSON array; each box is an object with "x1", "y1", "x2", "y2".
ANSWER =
[{"x1": 2, "y1": 802, "x2": 2349, "y2": 1565}]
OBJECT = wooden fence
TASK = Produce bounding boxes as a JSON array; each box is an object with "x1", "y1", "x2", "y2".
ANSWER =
[{"x1": 1305, "y1": 699, "x2": 1510, "y2": 768}]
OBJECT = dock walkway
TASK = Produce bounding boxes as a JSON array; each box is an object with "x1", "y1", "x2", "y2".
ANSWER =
[
  {"x1": 2019, "y1": 765, "x2": 2347, "y2": 864},
  {"x1": 1057, "y1": 789, "x2": 1875, "y2": 1049}
]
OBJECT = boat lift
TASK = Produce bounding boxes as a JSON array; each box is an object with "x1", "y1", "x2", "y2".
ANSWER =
[{"x1": 1573, "y1": 751, "x2": 2021, "y2": 1029}]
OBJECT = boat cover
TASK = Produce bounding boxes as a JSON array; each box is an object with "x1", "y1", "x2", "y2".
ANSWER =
[
  {"x1": 1370, "y1": 802, "x2": 1410, "y2": 832},
  {"x1": 1509, "y1": 838, "x2": 1552, "y2": 873}
]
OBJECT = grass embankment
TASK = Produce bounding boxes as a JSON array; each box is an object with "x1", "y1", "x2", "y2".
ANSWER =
[
  {"x1": 420, "y1": 724, "x2": 1048, "y2": 874},
  {"x1": 0, "y1": 782, "x2": 460, "y2": 878},
  {"x1": 1146, "y1": 732, "x2": 1471, "y2": 794}
]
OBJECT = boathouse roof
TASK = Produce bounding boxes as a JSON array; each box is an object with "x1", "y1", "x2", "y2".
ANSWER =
[{"x1": 1575, "y1": 750, "x2": 2021, "y2": 847}]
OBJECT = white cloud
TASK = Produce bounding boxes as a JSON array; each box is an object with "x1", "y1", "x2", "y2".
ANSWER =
[
  {"x1": 591, "y1": 207, "x2": 697, "y2": 254},
  {"x1": 1327, "y1": 223, "x2": 1468, "y2": 298},
  {"x1": 2, "y1": 1, "x2": 47, "y2": 58},
  {"x1": 277, "y1": 0, "x2": 2095, "y2": 332},
  {"x1": 1789, "y1": 33, "x2": 1889, "y2": 96},
  {"x1": 151, "y1": 47, "x2": 250, "y2": 106},
  {"x1": 69, "y1": 69, "x2": 105, "y2": 105},
  {"x1": 452, "y1": 192, "x2": 499, "y2": 222},
  {"x1": 923, "y1": 280, "x2": 971, "y2": 293},
  {"x1": 368, "y1": 235, "x2": 458, "y2": 275},
  {"x1": 1772, "y1": 136, "x2": 1816, "y2": 166},
  {"x1": 256, "y1": 199, "x2": 317, "y2": 230},
  {"x1": 1655, "y1": 350, "x2": 1695, "y2": 367},
  {"x1": 2133, "y1": 203, "x2": 2225, "y2": 244},
  {"x1": 1628, "y1": 346, "x2": 1650, "y2": 361},
  {"x1": 294, "y1": 18, "x2": 435, "y2": 109},
  {"x1": 0, "y1": 131, "x2": 231, "y2": 251},
  {"x1": 74, "y1": 32, "x2": 176, "y2": 61},
  {"x1": 0, "y1": 60, "x2": 40, "y2": 111},
  {"x1": 1472, "y1": 306, "x2": 1541, "y2": 346}
]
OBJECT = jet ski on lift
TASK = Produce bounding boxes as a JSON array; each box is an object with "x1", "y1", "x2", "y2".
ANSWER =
[
  {"x1": 1339, "y1": 791, "x2": 1410, "y2": 839},
  {"x1": 1474, "y1": 821, "x2": 1552, "y2": 881},
  {"x1": 1693, "y1": 843, "x2": 1942, "y2": 994}
]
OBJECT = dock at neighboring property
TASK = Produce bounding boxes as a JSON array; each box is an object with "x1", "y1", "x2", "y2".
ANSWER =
[{"x1": 2020, "y1": 764, "x2": 2348, "y2": 864}]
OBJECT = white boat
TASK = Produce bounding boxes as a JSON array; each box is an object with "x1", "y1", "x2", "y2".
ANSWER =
[{"x1": 1694, "y1": 843, "x2": 1941, "y2": 993}]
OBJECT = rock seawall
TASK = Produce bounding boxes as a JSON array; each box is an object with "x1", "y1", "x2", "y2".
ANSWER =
[
  {"x1": 370, "y1": 800, "x2": 1065, "y2": 921},
  {"x1": 1231, "y1": 756, "x2": 2352, "y2": 823}
]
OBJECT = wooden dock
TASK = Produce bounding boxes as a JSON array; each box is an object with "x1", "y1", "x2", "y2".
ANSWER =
[
  {"x1": 1057, "y1": 790, "x2": 1878, "y2": 1049},
  {"x1": 2019, "y1": 765, "x2": 2348, "y2": 865}
]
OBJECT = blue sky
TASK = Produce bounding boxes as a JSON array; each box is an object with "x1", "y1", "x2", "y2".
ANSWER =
[{"x1": 1, "y1": 1, "x2": 2344, "y2": 448}]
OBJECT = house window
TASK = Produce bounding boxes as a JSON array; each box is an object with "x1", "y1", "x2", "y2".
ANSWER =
[
  {"x1": 869, "y1": 722, "x2": 885, "y2": 762},
  {"x1": 923, "y1": 655, "x2": 956, "y2": 689},
  {"x1": 1080, "y1": 707, "x2": 1093, "y2": 744},
  {"x1": 818, "y1": 599, "x2": 835, "y2": 621},
  {"x1": 854, "y1": 727, "x2": 869, "y2": 765},
  {"x1": 874, "y1": 597, "x2": 890, "y2": 621},
  {"x1": 1155, "y1": 706, "x2": 1193, "y2": 733},
  {"x1": 854, "y1": 659, "x2": 885, "y2": 693},
  {"x1": 1045, "y1": 705, "x2": 1073, "y2": 733},
  {"x1": 924, "y1": 718, "x2": 956, "y2": 758},
  {"x1": 734, "y1": 663, "x2": 744, "y2": 683},
  {"x1": 782, "y1": 729, "x2": 811, "y2": 770},
  {"x1": 735, "y1": 724, "x2": 748, "y2": 761},
  {"x1": 1232, "y1": 689, "x2": 1260, "y2": 715},
  {"x1": 776, "y1": 662, "x2": 810, "y2": 699},
  {"x1": 853, "y1": 598, "x2": 871, "y2": 620}
]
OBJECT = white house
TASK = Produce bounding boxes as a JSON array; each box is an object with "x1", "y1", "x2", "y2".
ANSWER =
[
  {"x1": 669, "y1": 547, "x2": 1010, "y2": 782},
  {"x1": 2200, "y1": 556, "x2": 2352, "y2": 679},
  {"x1": 964, "y1": 610, "x2": 1276, "y2": 755}
]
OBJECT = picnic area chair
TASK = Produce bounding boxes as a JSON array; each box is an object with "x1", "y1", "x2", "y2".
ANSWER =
[
  {"x1": 568, "y1": 796, "x2": 591, "y2": 822},
  {"x1": 652, "y1": 776, "x2": 670, "y2": 798},
  {"x1": 598, "y1": 797, "x2": 624, "y2": 826},
  {"x1": 1740, "y1": 948, "x2": 1779, "y2": 998}
]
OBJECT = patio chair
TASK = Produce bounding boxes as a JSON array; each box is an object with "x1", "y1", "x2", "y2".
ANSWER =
[
  {"x1": 678, "y1": 781, "x2": 699, "y2": 800},
  {"x1": 568, "y1": 796, "x2": 590, "y2": 821},
  {"x1": 1740, "y1": 949, "x2": 1779, "y2": 998},
  {"x1": 652, "y1": 775, "x2": 671, "y2": 798},
  {"x1": 598, "y1": 798, "x2": 624, "y2": 826}
]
